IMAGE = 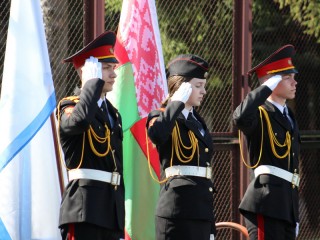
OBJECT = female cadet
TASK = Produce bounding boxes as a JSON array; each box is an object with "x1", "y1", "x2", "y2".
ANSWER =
[{"x1": 146, "y1": 54, "x2": 216, "y2": 240}]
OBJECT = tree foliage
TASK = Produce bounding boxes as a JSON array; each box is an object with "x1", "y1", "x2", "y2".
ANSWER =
[
  {"x1": 274, "y1": 0, "x2": 320, "y2": 42},
  {"x1": 157, "y1": 0, "x2": 233, "y2": 73}
]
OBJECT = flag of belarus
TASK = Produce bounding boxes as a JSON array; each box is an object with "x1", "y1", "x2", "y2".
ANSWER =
[{"x1": 107, "y1": 0, "x2": 167, "y2": 239}]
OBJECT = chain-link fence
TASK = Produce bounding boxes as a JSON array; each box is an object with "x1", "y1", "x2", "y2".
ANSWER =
[
  {"x1": 0, "y1": 0, "x2": 10, "y2": 94},
  {"x1": 1, "y1": 0, "x2": 319, "y2": 239}
]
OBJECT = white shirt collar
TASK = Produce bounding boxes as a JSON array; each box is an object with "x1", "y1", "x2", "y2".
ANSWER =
[
  {"x1": 182, "y1": 108, "x2": 194, "y2": 119},
  {"x1": 97, "y1": 98, "x2": 104, "y2": 107},
  {"x1": 267, "y1": 99, "x2": 286, "y2": 113}
]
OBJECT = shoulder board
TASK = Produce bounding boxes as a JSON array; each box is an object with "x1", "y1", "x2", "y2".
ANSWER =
[
  {"x1": 62, "y1": 96, "x2": 80, "y2": 103},
  {"x1": 56, "y1": 96, "x2": 80, "y2": 119},
  {"x1": 147, "y1": 108, "x2": 166, "y2": 128},
  {"x1": 59, "y1": 96, "x2": 79, "y2": 107},
  {"x1": 148, "y1": 109, "x2": 162, "y2": 118},
  {"x1": 56, "y1": 96, "x2": 80, "y2": 112}
]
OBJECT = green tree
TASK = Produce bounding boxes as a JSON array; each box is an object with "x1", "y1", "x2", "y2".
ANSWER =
[{"x1": 274, "y1": 0, "x2": 320, "y2": 42}]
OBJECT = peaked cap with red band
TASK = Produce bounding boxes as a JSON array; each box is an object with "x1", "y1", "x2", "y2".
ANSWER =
[
  {"x1": 248, "y1": 44, "x2": 298, "y2": 78},
  {"x1": 63, "y1": 31, "x2": 118, "y2": 69},
  {"x1": 167, "y1": 54, "x2": 209, "y2": 79}
]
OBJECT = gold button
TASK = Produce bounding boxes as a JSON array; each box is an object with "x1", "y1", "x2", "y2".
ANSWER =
[
  {"x1": 209, "y1": 187, "x2": 213, "y2": 192},
  {"x1": 292, "y1": 185, "x2": 295, "y2": 189},
  {"x1": 205, "y1": 148, "x2": 209, "y2": 152}
]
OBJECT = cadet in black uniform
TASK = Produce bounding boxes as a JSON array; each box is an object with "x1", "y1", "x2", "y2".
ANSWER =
[
  {"x1": 57, "y1": 31, "x2": 125, "y2": 240},
  {"x1": 146, "y1": 54, "x2": 216, "y2": 240},
  {"x1": 233, "y1": 45, "x2": 300, "y2": 240}
]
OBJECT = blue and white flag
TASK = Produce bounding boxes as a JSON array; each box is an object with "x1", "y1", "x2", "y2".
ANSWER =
[{"x1": 0, "y1": 0, "x2": 62, "y2": 239}]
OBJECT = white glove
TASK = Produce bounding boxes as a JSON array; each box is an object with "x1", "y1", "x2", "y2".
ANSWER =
[
  {"x1": 210, "y1": 234, "x2": 215, "y2": 240},
  {"x1": 81, "y1": 56, "x2": 102, "y2": 87},
  {"x1": 262, "y1": 74, "x2": 282, "y2": 91},
  {"x1": 296, "y1": 222, "x2": 299, "y2": 237},
  {"x1": 171, "y1": 82, "x2": 192, "y2": 103}
]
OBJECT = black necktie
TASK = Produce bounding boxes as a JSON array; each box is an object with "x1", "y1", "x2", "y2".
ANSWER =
[
  {"x1": 101, "y1": 101, "x2": 112, "y2": 128},
  {"x1": 283, "y1": 107, "x2": 293, "y2": 130},
  {"x1": 187, "y1": 112, "x2": 203, "y2": 131},
  {"x1": 100, "y1": 101, "x2": 107, "y2": 113}
]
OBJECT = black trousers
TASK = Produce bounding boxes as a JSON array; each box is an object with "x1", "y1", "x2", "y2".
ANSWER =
[
  {"x1": 243, "y1": 211, "x2": 296, "y2": 240},
  {"x1": 156, "y1": 216, "x2": 212, "y2": 240},
  {"x1": 60, "y1": 222, "x2": 124, "y2": 240}
]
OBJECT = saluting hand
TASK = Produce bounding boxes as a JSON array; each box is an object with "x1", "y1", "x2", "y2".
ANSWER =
[
  {"x1": 262, "y1": 74, "x2": 282, "y2": 91},
  {"x1": 81, "y1": 56, "x2": 102, "y2": 87},
  {"x1": 171, "y1": 82, "x2": 192, "y2": 103}
]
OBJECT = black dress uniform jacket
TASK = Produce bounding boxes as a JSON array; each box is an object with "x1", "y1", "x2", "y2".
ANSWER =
[
  {"x1": 233, "y1": 85, "x2": 300, "y2": 224},
  {"x1": 57, "y1": 79, "x2": 125, "y2": 231},
  {"x1": 147, "y1": 101, "x2": 216, "y2": 232}
]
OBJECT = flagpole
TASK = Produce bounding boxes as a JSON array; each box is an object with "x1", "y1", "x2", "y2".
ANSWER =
[{"x1": 50, "y1": 113, "x2": 65, "y2": 195}]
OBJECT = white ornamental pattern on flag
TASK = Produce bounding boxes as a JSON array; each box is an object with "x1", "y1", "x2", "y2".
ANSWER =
[{"x1": 117, "y1": 0, "x2": 167, "y2": 118}]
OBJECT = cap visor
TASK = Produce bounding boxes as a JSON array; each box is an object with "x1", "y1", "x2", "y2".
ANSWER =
[
  {"x1": 99, "y1": 58, "x2": 119, "y2": 64},
  {"x1": 276, "y1": 68, "x2": 298, "y2": 75}
]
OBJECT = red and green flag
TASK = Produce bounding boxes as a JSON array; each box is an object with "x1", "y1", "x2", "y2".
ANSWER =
[{"x1": 108, "y1": 0, "x2": 167, "y2": 239}]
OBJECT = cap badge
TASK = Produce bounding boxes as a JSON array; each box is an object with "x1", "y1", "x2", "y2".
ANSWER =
[{"x1": 109, "y1": 47, "x2": 114, "y2": 54}]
